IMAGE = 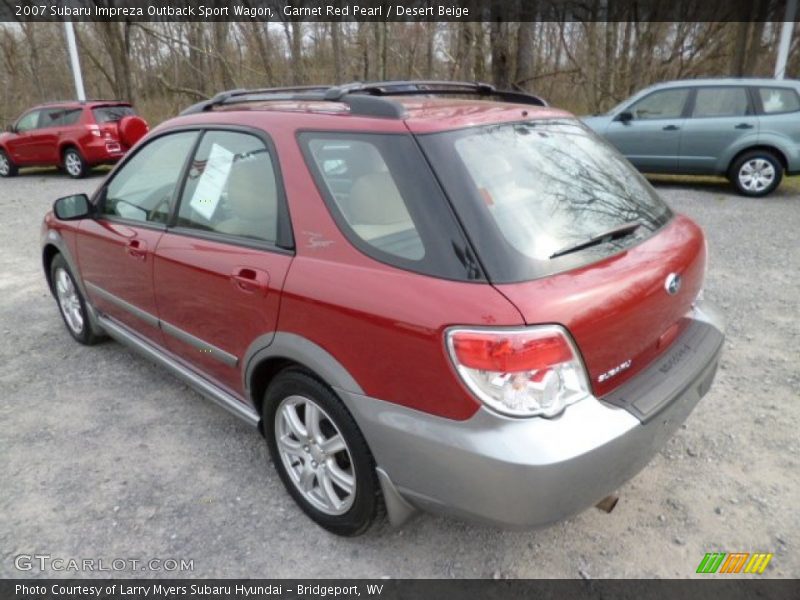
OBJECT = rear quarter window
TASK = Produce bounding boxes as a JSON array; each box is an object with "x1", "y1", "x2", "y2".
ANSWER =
[
  {"x1": 758, "y1": 87, "x2": 800, "y2": 114},
  {"x1": 298, "y1": 132, "x2": 483, "y2": 281}
]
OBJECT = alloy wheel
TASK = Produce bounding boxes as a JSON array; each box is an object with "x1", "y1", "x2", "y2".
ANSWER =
[
  {"x1": 0, "y1": 153, "x2": 9, "y2": 176},
  {"x1": 64, "y1": 151, "x2": 83, "y2": 177},
  {"x1": 274, "y1": 394, "x2": 356, "y2": 515},
  {"x1": 54, "y1": 268, "x2": 84, "y2": 334}
]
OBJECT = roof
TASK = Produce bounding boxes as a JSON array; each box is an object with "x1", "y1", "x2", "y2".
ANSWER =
[
  {"x1": 646, "y1": 77, "x2": 800, "y2": 91},
  {"x1": 170, "y1": 80, "x2": 570, "y2": 134},
  {"x1": 33, "y1": 100, "x2": 132, "y2": 109}
]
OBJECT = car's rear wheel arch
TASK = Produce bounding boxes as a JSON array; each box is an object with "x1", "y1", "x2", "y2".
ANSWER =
[
  {"x1": 249, "y1": 357, "x2": 300, "y2": 428},
  {"x1": 728, "y1": 145, "x2": 787, "y2": 173}
]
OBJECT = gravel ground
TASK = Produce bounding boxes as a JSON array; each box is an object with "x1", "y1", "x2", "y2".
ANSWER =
[{"x1": 0, "y1": 170, "x2": 797, "y2": 579}]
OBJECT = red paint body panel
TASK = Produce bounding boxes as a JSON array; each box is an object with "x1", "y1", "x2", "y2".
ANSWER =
[
  {"x1": 152, "y1": 233, "x2": 292, "y2": 393},
  {"x1": 77, "y1": 220, "x2": 165, "y2": 344},
  {"x1": 495, "y1": 215, "x2": 706, "y2": 397}
]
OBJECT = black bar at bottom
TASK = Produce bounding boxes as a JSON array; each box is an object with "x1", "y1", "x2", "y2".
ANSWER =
[{"x1": 2, "y1": 579, "x2": 798, "y2": 600}]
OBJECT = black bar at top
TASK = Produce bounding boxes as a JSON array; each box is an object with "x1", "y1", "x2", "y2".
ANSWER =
[{"x1": 2, "y1": 0, "x2": 799, "y2": 23}]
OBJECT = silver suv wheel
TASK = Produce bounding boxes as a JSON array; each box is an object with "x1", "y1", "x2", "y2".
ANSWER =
[
  {"x1": 275, "y1": 394, "x2": 356, "y2": 515},
  {"x1": 0, "y1": 153, "x2": 9, "y2": 176},
  {"x1": 738, "y1": 158, "x2": 775, "y2": 193}
]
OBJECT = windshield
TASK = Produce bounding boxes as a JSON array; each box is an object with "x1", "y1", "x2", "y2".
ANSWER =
[
  {"x1": 92, "y1": 105, "x2": 134, "y2": 123},
  {"x1": 418, "y1": 118, "x2": 672, "y2": 283}
]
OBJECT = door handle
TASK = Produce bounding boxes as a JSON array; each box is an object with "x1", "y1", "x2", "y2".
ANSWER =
[
  {"x1": 125, "y1": 239, "x2": 147, "y2": 261},
  {"x1": 735, "y1": 123, "x2": 754, "y2": 129},
  {"x1": 662, "y1": 125, "x2": 680, "y2": 131},
  {"x1": 231, "y1": 267, "x2": 269, "y2": 295}
]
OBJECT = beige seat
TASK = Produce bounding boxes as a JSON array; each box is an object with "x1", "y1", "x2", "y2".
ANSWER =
[
  {"x1": 347, "y1": 171, "x2": 414, "y2": 241},
  {"x1": 216, "y1": 157, "x2": 278, "y2": 242}
]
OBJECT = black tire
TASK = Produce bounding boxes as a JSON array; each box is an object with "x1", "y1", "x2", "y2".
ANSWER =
[
  {"x1": 263, "y1": 368, "x2": 382, "y2": 536},
  {"x1": 729, "y1": 150, "x2": 783, "y2": 197},
  {"x1": 0, "y1": 148, "x2": 18, "y2": 177},
  {"x1": 50, "y1": 254, "x2": 102, "y2": 345},
  {"x1": 62, "y1": 147, "x2": 88, "y2": 179}
]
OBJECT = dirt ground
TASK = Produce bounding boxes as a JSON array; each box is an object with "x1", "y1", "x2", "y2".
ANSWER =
[{"x1": 0, "y1": 169, "x2": 797, "y2": 579}]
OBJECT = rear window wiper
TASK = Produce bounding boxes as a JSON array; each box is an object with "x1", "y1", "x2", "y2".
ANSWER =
[{"x1": 549, "y1": 221, "x2": 643, "y2": 259}]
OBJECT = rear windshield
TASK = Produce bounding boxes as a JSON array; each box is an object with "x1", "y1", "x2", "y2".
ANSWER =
[
  {"x1": 92, "y1": 105, "x2": 135, "y2": 123},
  {"x1": 419, "y1": 118, "x2": 673, "y2": 283}
]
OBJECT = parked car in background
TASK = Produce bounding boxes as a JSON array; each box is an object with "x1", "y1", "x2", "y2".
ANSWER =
[
  {"x1": 41, "y1": 81, "x2": 724, "y2": 536},
  {"x1": 0, "y1": 100, "x2": 148, "y2": 178},
  {"x1": 583, "y1": 78, "x2": 800, "y2": 197}
]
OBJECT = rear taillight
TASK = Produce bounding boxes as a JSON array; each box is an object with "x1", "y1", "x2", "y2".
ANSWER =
[
  {"x1": 88, "y1": 124, "x2": 101, "y2": 137},
  {"x1": 446, "y1": 326, "x2": 591, "y2": 418}
]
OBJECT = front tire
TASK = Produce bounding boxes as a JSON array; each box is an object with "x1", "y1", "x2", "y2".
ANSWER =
[
  {"x1": 63, "y1": 147, "x2": 88, "y2": 179},
  {"x1": 264, "y1": 369, "x2": 382, "y2": 536},
  {"x1": 0, "y1": 149, "x2": 18, "y2": 177},
  {"x1": 50, "y1": 254, "x2": 101, "y2": 345},
  {"x1": 729, "y1": 150, "x2": 783, "y2": 197}
]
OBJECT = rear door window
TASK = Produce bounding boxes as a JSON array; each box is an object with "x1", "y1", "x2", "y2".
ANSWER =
[
  {"x1": 692, "y1": 87, "x2": 750, "y2": 118},
  {"x1": 758, "y1": 87, "x2": 800, "y2": 114},
  {"x1": 299, "y1": 132, "x2": 483, "y2": 281},
  {"x1": 39, "y1": 108, "x2": 66, "y2": 129}
]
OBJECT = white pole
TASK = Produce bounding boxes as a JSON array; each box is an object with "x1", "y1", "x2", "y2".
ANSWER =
[
  {"x1": 774, "y1": 0, "x2": 798, "y2": 79},
  {"x1": 64, "y1": 21, "x2": 86, "y2": 101}
]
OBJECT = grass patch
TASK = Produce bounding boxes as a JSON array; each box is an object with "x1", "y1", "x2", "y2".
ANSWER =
[{"x1": 645, "y1": 173, "x2": 800, "y2": 194}]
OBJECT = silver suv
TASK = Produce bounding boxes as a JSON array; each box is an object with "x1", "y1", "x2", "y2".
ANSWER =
[{"x1": 583, "y1": 78, "x2": 800, "y2": 196}]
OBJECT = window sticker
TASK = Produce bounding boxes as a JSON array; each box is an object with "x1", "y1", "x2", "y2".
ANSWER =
[
  {"x1": 189, "y1": 143, "x2": 235, "y2": 221},
  {"x1": 762, "y1": 91, "x2": 783, "y2": 113}
]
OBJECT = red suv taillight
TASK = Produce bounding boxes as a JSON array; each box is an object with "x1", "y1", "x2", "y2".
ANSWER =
[{"x1": 446, "y1": 326, "x2": 591, "y2": 418}]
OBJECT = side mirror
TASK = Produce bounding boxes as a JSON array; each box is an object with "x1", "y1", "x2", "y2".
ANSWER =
[
  {"x1": 615, "y1": 111, "x2": 634, "y2": 123},
  {"x1": 5, "y1": 124, "x2": 15, "y2": 133},
  {"x1": 53, "y1": 194, "x2": 91, "y2": 220}
]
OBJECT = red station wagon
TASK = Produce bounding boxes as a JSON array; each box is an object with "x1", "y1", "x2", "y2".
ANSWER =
[
  {"x1": 1, "y1": 100, "x2": 148, "y2": 178},
  {"x1": 41, "y1": 81, "x2": 725, "y2": 536}
]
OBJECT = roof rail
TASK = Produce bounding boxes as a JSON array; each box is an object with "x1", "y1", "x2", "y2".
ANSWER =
[{"x1": 179, "y1": 80, "x2": 547, "y2": 118}]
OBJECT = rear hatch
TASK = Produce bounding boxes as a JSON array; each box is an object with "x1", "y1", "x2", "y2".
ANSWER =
[
  {"x1": 418, "y1": 117, "x2": 706, "y2": 395},
  {"x1": 91, "y1": 104, "x2": 135, "y2": 149}
]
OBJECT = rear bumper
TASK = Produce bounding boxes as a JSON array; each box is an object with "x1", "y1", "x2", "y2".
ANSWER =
[
  {"x1": 80, "y1": 139, "x2": 126, "y2": 164},
  {"x1": 339, "y1": 298, "x2": 724, "y2": 528}
]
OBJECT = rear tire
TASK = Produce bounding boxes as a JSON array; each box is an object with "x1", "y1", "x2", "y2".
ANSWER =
[
  {"x1": 0, "y1": 149, "x2": 18, "y2": 177},
  {"x1": 729, "y1": 150, "x2": 783, "y2": 197},
  {"x1": 50, "y1": 254, "x2": 101, "y2": 345},
  {"x1": 263, "y1": 368, "x2": 382, "y2": 536},
  {"x1": 63, "y1": 147, "x2": 88, "y2": 179}
]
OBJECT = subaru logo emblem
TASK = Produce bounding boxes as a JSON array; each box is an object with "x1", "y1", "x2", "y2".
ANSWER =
[{"x1": 665, "y1": 273, "x2": 682, "y2": 296}]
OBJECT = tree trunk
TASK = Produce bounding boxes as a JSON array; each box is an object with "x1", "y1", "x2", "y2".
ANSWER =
[{"x1": 514, "y1": 2, "x2": 536, "y2": 87}]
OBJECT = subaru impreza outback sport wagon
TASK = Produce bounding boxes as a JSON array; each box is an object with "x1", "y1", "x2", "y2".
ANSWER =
[{"x1": 41, "y1": 81, "x2": 725, "y2": 536}]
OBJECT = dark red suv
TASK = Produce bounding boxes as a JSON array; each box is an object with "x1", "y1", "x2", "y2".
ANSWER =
[
  {"x1": 41, "y1": 81, "x2": 724, "y2": 536},
  {"x1": 1, "y1": 101, "x2": 148, "y2": 178}
]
